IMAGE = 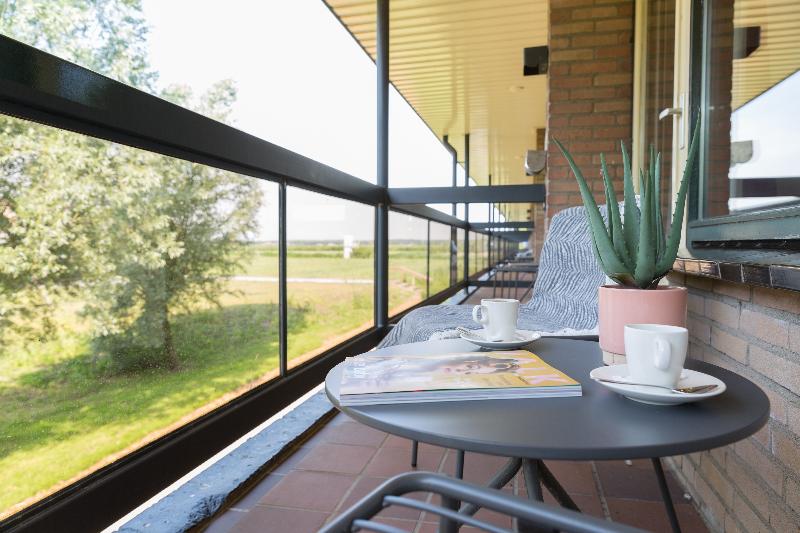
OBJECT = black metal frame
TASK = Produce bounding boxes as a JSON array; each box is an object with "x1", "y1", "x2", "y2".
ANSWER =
[
  {"x1": 0, "y1": 29, "x2": 532, "y2": 531},
  {"x1": 320, "y1": 471, "x2": 645, "y2": 533}
]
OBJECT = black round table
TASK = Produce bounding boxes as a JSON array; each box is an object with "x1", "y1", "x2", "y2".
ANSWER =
[{"x1": 325, "y1": 338, "x2": 769, "y2": 532}]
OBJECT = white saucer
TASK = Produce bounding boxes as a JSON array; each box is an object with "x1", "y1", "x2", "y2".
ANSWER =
[
  {"x1": 459, "y1": 329, "x2": 541, "y2": 350},
  {"x1": 589, "y1": 364, "x2": 726, "y2": 405}
]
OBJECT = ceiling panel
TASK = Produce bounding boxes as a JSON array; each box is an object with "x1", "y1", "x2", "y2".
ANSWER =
[{"x1": 324, "y1": 0, "x2": 548, "y2": 222}]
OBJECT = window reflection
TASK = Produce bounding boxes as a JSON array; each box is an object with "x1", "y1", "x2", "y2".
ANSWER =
[{"x1": 703, "y1": 0, "x2": 800, "y2": 216}]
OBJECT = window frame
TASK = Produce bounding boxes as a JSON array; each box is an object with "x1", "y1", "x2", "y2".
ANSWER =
[{"x1": 685, "y1": 0, "x2": 800, "y2": 254}]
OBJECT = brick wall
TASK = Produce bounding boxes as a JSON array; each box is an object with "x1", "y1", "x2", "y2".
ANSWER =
[
  {"x1": 546, "y1": 0, "x2": 635, "y2": 218},
  {"x1": 544, "y1": 1, "x2": 800, "y2": 530},
  {"x1": 665, "y1": 272, "x2": 800, "y2": 532}
]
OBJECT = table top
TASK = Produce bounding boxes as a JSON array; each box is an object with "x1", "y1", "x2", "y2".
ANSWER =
[{"x1": 326, "y1": 338, "x2": 770, "y2": 460}]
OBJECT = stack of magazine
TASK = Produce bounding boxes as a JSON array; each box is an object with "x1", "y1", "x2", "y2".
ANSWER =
[{"x1": 339, "y1": 350, "x2": 581, "y2": 406}]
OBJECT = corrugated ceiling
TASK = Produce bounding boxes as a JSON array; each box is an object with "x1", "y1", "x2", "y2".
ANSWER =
[
  {"x1": 733, "y1": 0, "x2": 800, "y2": 110},
  {"x1": 324, "y1": 0, "x2": 549, "y2": 222}
]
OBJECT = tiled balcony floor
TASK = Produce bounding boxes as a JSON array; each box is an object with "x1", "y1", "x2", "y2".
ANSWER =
[{"x1": 203, "y1": 413, "x2": 709, "y2": 533}]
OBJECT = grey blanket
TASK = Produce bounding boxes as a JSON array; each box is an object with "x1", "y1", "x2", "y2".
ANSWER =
[{"x1": 378, "y1": 205, "x2": 606, "y2": 348}]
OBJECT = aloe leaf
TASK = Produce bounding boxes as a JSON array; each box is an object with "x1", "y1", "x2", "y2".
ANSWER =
[
  {"x1": 633, "y1": 164, "x2": 656, "y2": 288},
  {"x1": 553, "y1": 138, "x2": 628, "y2": 277},
  {"x1": 600, "y1": 153, "x2": 632, "y2": 270},
  {"x1": 654, "y1": 151, "x2": 664, "y2": 261},
  {"x1": 621, "y1": 142, "x2": 639, "y2": 259},
  {"x1": 639, "y1": 168, "x2": 646, "y2": 198},
  {"x1": 655, "y1": 116, "x2": 702, "y2": 274}
]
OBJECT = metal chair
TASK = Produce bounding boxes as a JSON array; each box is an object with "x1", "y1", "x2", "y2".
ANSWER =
[{"x1": 319, "y1": 471, "x2": 645, "y2": 533}]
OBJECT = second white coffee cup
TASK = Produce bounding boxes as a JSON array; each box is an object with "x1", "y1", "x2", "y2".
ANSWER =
[
  {"x1": 472, "y1": 298, "x2": 519, "y2": 341},
  {"x1": 624, "y1": 324, "x2": 688, "y2": 388}
]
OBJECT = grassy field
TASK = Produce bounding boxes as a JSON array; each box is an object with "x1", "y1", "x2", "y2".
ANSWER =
[{"x1": 0, "y1": 244, "x2": 433, "y2": 515}]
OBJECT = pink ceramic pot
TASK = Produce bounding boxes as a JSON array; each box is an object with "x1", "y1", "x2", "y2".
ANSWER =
[{"x1": 598, "y1": 285, "x2": 688, "y2": 356}]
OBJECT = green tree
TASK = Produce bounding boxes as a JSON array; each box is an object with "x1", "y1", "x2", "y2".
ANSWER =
[{"x1": 0, "y1": 1, "x2": 263, "y2": 369}]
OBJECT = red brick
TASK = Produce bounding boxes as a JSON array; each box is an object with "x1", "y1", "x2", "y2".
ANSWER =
[
  {"x1": 551, "y1": 48, "x2": 595, "y2": 61},
  {"x1": 572, "y1": 33, "x2": 620, "y2": 48},
  {"x1": 570, "y1": 114, "x2": 616, "y2": 126},
  {"x1": 571, "y1": 6, "x2": 618, "y2": 19},
  {"x1": 705, "y1": 299, "x2": 739, "y2": 328},
  {"x1": 596, "y1": 44, "x2": 633, "y2": 58},
  {"x1": 571, "y1": 60, "x2": 620, "y2": 74},
  {"x1": 550, "y1": 20, "x2": 595, "y2": 36},
  {"x1": 712, "y1": 280, "x2": 751, "y2": 301},
  {"x1": 752, "y1": 286, "x2": 800, "y2": 314},
  {"x1": 594, "y1": 72, "x2": 633, "y2": 86},
  {"x1": 741, "y1": 309, "x2": 789, "y2": 348}
]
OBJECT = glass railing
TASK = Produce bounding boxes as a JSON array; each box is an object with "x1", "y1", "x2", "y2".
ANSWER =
[{"x1": 0, "y1": 34, "x2": 518, "y2": 531}]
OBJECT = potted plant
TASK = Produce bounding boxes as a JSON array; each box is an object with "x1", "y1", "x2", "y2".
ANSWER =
[{"x1": 553, "y1": 121, "x2": 700, "y2": 361}]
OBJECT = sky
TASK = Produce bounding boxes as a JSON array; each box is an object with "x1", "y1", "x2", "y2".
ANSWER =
[
  {"x1": 141, "y1": 0, "x2": 501, "y2": 241},
  {"x1": 728, "y1": 70, "x2": 800, "y2": 212}
]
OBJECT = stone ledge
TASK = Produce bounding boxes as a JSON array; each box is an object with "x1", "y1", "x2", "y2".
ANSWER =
[
  {"x1": 673, "y1": 258, "x2": 800, "y2": 293},
  {"x1": 117, "y1": 391, "x2": 334, "y2": 533}
]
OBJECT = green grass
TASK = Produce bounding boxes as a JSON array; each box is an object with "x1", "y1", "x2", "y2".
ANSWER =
[
  {"x1": 0, "y1": 272, "x2": 420, "y2": 513},
  {"x1": 0, "y1": 239, "x2": 473, "y2": 513}
]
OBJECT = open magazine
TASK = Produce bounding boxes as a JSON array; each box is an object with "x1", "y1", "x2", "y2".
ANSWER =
[{"x1": 339, "y1": 350, "x2": 581, "y2": 406}]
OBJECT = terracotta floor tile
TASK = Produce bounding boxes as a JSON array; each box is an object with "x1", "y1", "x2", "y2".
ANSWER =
[
  {"x1": 596, "y1": 460, "x2": 684, "y2": 502},
  {"x1": 295, "y1": 442, "x2": 377, "y2": 474},
  {"x1": 258, "y1": 470, "x2": 356, "y2": 512},
  {"x1": 543, "y1": 460, "x2": 598, "y2": 495},
  {"x1": 607, "y1": 498, "x2": 708, "y2": 533},
  {"x1": 315, "y1": 420, "x2": 387, "y2": 447},
  {"x1": 336, "y1": 476, "x2": 433, "y2": 522},
  {"x1": 232, "y1": 506, "x2": 328, "y2": 533},
  {"x1": 441, "y1": 451, "x2": 516, "y2": 486},
  {"x1": 202, "y1": 509, "x2": 247, "y2": 533},
  {"x1": 542, "y1": 490, "x2": 605, "y2": 519},
  {"x1": 270, "y1": 445, "x2": 314, "y2": 475},
  {"x1": 230, "y1": 473, "x2": 284, "y2": 510},
  {"x1": 364, "y1": 445, "x2": 445, "y2": 477},
  {"x1": 205, "y1": 417, "x2": 715, "y2": 533}
]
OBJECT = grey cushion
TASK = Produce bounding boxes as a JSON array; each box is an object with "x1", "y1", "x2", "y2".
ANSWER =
[{"x1": 378, "y1": 205, "x2": 606, "y2": 348}]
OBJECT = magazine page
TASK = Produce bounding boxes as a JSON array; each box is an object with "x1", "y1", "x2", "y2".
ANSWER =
[{"x1": 340, "y1": 351, "x2": 578, "y2": 396}]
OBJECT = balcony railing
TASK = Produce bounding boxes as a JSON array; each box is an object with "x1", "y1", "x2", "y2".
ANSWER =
[{"x1": 0, "y1": 35, "x2": 534, "y2": 531}]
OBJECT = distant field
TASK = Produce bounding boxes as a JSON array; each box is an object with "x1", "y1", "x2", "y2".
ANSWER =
[{"x1": 0, "y1": 244, "x2": 428, "y2": 515}]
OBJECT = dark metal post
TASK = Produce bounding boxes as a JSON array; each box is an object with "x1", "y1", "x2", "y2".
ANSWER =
[
  {"x1": 278, "y1": 180, "x2": 288, "y2": 377},
  {"x1": 464, "y1": 133, "x2": 470, "y2": 281},
  {"x1": 426, "y1": 220, "x2": 431, "y2": 298},
  {"x1": 652, "y1": 458, "x2": 682, "y2": 533},
  {"x1": 488, "y1": 173, "x2": 493, "y2": 267},
  {"x1": 375, "y1": 0, "x2": 389, "y2": 328},
  {"x1": 443, "y1": 134, "x2": 457, "y2": 217}
]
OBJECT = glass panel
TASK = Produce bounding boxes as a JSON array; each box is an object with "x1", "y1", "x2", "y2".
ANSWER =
[
  {"x1": 457, "y1": 228, "x2": 466, "y2": 282},
  {"x1": 470, "y1": 231, "x2": 479, "y2": 276},
  {"x1": 702, "y1": 0, "x2": 800, "y2": 216},
  {"x1": 643, "y1": 0, "x2": 676, "y2": 221},
  {"x1": 388, "y1": 212, "x2": 428, "y2": 314},
  {"x1": 429, "y1": 222, "x2": 452, "y2": 295},
  {"x1": 0, "y1": 115, "x2": 278, "y2": 515},
  {"x1": 0, "y1": 1, "x2": 379, "y2": 183},
  {"x1": 286, "y1": 189, "x2": 374, "y2": 368}
]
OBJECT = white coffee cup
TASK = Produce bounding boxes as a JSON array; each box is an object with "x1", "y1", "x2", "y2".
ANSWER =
[
  {"x1": 472, "y1": 298, "x2": 520, "y2": 341},
  {"x1": 624, "y1": 324, "x2": 688, "y2": 388}
]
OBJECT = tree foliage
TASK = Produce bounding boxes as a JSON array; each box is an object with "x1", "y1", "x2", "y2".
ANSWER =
[{"x1": 0, "y1": 0, "x2": 263, "y2": 369}]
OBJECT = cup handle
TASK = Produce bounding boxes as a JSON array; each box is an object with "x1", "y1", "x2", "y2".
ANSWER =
[
  {"x1": 472, "y1": 305, "x2": 489, "y2": 325},
  {"x1": 653, "y1": 338, "x2": 671, "y2": 370}
]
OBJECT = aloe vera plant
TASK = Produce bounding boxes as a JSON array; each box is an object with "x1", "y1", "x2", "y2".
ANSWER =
[{"x1": 552, "y1": 119, "x2": 700, "y2": 289}]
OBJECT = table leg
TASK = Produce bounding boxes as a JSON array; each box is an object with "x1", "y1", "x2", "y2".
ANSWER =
[
  {"x1": 522, "y1": 458, "x2": 543, "y2": 501},
  {"x1": 455, "y1": 449, "x2": 465, "y2": 479},
  {"x1": 410, "y1": 440, "x2": 418, "y2": 467},
  {"x1": 459, "y1": 457, "x2": 521, "y2": 516},
  {"x1": 652, "y1": 457, "x2": 682, "y2": 533},
  {"x1": 538, "y1": 461, "x2": 580, "y2": 512},
  {"x1": 440, "y1": 494, "x2": 460, "y2": 533},
  {"x1": 520, "y1": 459, "x2": 549, "y2": 533}
]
